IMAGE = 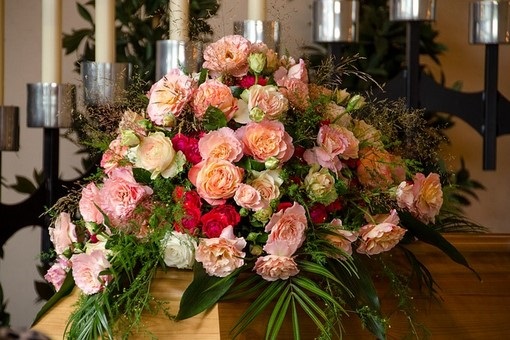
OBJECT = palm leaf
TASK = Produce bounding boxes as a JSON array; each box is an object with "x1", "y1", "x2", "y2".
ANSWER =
[
  {"x1": 265, "y1": 285, "x2": 292, "y2": 340},
  {"x1": 32, "y1": 272, "x2": 75, "y2": 325}
]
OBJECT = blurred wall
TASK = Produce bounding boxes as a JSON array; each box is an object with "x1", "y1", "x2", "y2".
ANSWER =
[{"x1": 0, "y1": 0, "x2": 508, "y2": 328}]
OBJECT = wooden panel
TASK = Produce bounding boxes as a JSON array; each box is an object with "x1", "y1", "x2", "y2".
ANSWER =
[{"x1": 33, "y1": 234, "x2": 510, "y2": 339}]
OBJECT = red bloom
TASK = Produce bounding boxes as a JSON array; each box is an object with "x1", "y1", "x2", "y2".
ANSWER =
[
  {"x1": 171, "y1": 133, "x2": 202, "y2": 164},
  {"x1": 200, "y1": 205, "x2": 241, "y2": 238},
  {"x1": 276, "y1": 201, "x2": 293, "y2": 212},
  {"x1": 310, "y1": 203, "x2": 328, "y2": 224},
  {"x1": 238, "y1": 74, "x2": 267, "y2": 88},
  {"x1": 174, "y1": 190, "x2": 202, "y2": 234},
  {"x1": 326, "y1": 199, "x2": 343, "y2": 213}
]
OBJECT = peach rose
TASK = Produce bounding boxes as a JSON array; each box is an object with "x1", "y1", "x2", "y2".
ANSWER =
[
  {"x1": 49, "y1": 212, "x2": 77, "y2": 256},
  {"x1": 357, "y1": 147, "x2": 406, "y2": 189},
  {"x1": 254, "y1": 255, "x2": 299, "y2": 281},
  {"x1": 188, "y1": 158, "x2": 245, "y2": 205},
  {"x1": 413, "y1": 173, "x2": 443, "y2": 224},
  {"x1": 234, "y1": 183, "x2": 265, "y2": 211},
  {"x1": 236, "y1": 120, "x2": 294, "y2": 163},
  {"x1": 134, "y1": 132, "x2": 186, "y2": 179},
  {"x1": 192, "y1": 79, "x2": 238, "y2": 121},
  {"x1": 147, "y1": 71, "x2": 195, "y2": 126},
  {"x1": 316, "y1": 124, "x2": 359, "y2": 160},
  {"x1": 264, "y1": 202, "x2": 307, "y2": 256},
  {"x1": 195, "y1": 226, "x2": 247, "y2": 277},
  {"x1": 249, "y1": 170, "x2": 283, "y2": 209},
  {"x1": 79, "y1": 182, "x2": 104, "y2": 224},
  {"x1": 203, "y1": 35, "x2": 251, "y2": 78},
  {"x1": 356, "y1": 222, "x2": 406, "y2": 255},
  {"x1": 71, "y1": 250, "x2": 112, "y2": 295},
  {"x1": 247, "y1": 84, "x2": 289, "y2": 120},
  {"x1": 198, "y1": 127, "x2": 243, "y2": 162}
]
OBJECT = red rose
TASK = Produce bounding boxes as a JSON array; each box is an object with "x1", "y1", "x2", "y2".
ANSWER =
[
  {"x1": 200, "y1": 205, "x2": 241, "y2": 238},
  {"x1": 310, "y1": 203, "x2": 328, "y2": 224},
  {"x1": 174, "y1": 190, "x2": 202, "y2": 234}
]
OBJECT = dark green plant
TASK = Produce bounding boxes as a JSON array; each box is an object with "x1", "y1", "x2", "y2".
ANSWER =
[{"x1": 63, "y1": 0, "x2": 219, "y2": 83}]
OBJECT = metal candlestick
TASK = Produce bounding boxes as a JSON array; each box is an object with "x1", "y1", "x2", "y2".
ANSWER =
[
  {"x1": 233, "y1": 20, "x2": 281, "y2": 52},
  {"x1": 313, "y1": 0, "x2": 359, "y2": 43},
  {"x1": 81, "y1": 62, "x2": 132, "y2": 106},
  {"x1": 155, "y1": 40, "x2": 202, "y2": 80}
]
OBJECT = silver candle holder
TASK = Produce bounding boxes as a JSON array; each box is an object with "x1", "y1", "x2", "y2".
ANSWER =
[
  {"x1": 26, "y1": 83, "x2": 76, "y2": 128},
  {"x1": 233, "y1": 20, "x2": 281, "y2": 52},
  {"x1": 313, "y1": 0, "x2": 359, "y2": 43},
  {"x1": 469, "y1": 1, "x2": 510, "y2": 44},
  {"x1": 389, "y1": 0, "x2": 436, "y2": 21},
  {"x1": 0, "y1": 106, "x2": 19, "y2": 151},
  {"x1": 81, "y1": 62, "x2": 132, "y2": 106},
  {"x1": 155, "y1": 40, "x2": 202, "y2": 80}
]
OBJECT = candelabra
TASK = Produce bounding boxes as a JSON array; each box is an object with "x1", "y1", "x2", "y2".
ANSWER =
[{"x1": 313, "y1": 0, "x2": 510, "y2": 170}]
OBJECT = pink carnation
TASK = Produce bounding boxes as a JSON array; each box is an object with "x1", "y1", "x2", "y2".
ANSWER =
[
  {"x1": 192, "y1": 79, "x2": 238, "y2": 121},
  {"x1": 326, "y1": 219, "x2": 358, "y2": 258},
  {"x1": 356, "y1": 221, "x2": 406, "y2": 255},
  {"x1": 236, "y1": 120, "x2": 294, "y2": 163},
  {"x1": 254, "y1": 254, "x2": 299, "y2": 281},
  {"x1": 195, "y1": 226, "x2": 247, "y2": 277},
  {"x1": 203, "y1": 35, "x2": 251, "y2": 78},
  {"x1": 264, "y1": 202, "x2": 307, "y2": 256},
  {"x1": 71, "y1": 250, "x2": 111, "y2": 295},
  {"x1": 100, "y1": 138, "x2": 128, "y2": 175},
  {"x1": 44, "y1": 256, "x2": 71, "y2": 292},
  {"x1": 147, "y1": 72, "x2": 196, "y2": 126},
  {"x1": 79, "y1": 182, "x2": 104, "y2": 224},
  {"x1": 49, "y1": 212, "x2": 78, "y2": 255}
]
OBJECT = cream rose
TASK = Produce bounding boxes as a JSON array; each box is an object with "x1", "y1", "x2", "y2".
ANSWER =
[
  {"x1": 163, "y1": 231, "x2": 197, "y2": 269},
  {"x1": 249, "y1": 170, "x2": 283, "y2": 209},
  {"x1": 304, "y1": 165, "x2": 338, "y2": 205},
  {"x1": 134, "y1": 132, "x2": 186, "y2": 179}
]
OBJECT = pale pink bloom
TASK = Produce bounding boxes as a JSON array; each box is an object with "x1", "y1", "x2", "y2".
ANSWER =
[
  {"x1": 49, "y1": 212, "x2": 78, "y2": 255},
  {"x1": 195, "y1": 226, "x2": 246, "y2": 277},
  {"x1": 198, "y1": 127, "x2": 243, "y2": 162},
  {"x1": 326, "y1": 219, "x2": 358, "y2": 257},
  {"x1": 254, "y1": 254, "x2": 299, "y2": 281},
  {"x1": 203, "y1": 35, "x2": 251, "y2": 78},
  {"x1": 79, "y1": 182, "x2": 104, "y2": 224},
  {"x1": 249, "y1": 170, "x2": 283, "y2": 209},
  {"x1": 147, "y1": 72, "x2": 196, "y2": 126},
  {"x1": 357, "y1": 147, "x2": 406, "y2": 189},
  {"x1": 188, "y1": 158, "x2": 244, "y2": 205},
  {"x1": 134, "y1": 132, "x2": 186, "y2": 179},
  {"x1": 371, "y1": 209, "x2": 400, "y2": 225},
  {"x1": 247, "y1": 84, "x2": 289, "y2": 120},
  {"x1": 316, "y1": 124, "x2": 359, "y2": 160},
  {"x1": 412, "y1": 173, "x2": 443, "y2": 224},
  {"x1": 44, "y1": 256, "x2": 71, "y2": 291},
  {"x1": 356, "y1": 222, "x2": 406, "y2": 255},
  {"x1": 264, "y1": 202, "x2": 307, "y2": 256},
  {"x1": 100, "y1": 138, "x2": 128, "y2": 175},
  {"x1": 287, "y1": 58, "x2": 309, "y2": 83},
  {"x1": 71, "y1": 250, "x2": 111, "y2": 295},
  {"x1": 234, "y1": 183, "x2": 265, "y2": 211},
  {"x1": 236, "y1": 120, "x2": 294, "y2": 163},
  {"x1": 192, "y1": 79, "x2": 238, "y2": 121},
  {"x1": 396, "y1": 181, "x2": 416, "y2": 212},
  {"x1": 99, "y1": 167, "x2": 153, "y2": 226},
  {"x1": 303, "y1": 147, "x2": 343, "y2": 175},
  {"x1": 233, "y1": 98, "x2": 251, "y2": 124}
]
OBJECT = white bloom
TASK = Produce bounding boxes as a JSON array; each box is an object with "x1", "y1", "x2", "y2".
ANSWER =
[{"x1": 163, "y1": 231, "x2": 197, "y2": 269}]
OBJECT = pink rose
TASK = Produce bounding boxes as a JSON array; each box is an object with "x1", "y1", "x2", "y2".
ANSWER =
[
  {"x1": 234, "y1": 183, "x2": 265, "y2": 211},
  {"x1": 195, "y1": 226, "x2": 247, "y2": 277},
  {"x1": 147, "y1": 72, "x2": 196, "y2": 126},
  {"x1": 236, "y1": 120, "x2": 294, "y2": 163},
  {"x1": 188, "y1": 158, "x2": 244, "y2": 205},
  {"x1": 99, "y1": 167, "x2": 153, "y2": 226},
  {"x1": 198, "y1": 127, "x2": 243, "y2": 162},
  {"x1": 44, "y1": 256, "x2": 71, "y2": 291},
  {"x1": 71, "y1": 250, "x2": 111, "y2": 295},
  {"x1": 326, "y1": 219, "x2": 358, "y2": 257},
  {"x1": 79, "y1": 181, "x2": 104, "y2": 224},
  {"x1": 356, "y1": 222, "x2": 406, "y2": 255},
  {"x1": 316, "y1": 124, "x2": 359, "y2": 160},
  {"x1": 247, "y1": 84, "x2": 289, "y2": 120},
  {"x1": 202, "y1": 35, "x2": 251, "y2": 78},
  {"x1": 49, "y1": 212, "x2": 78, "y2": 255},
  {"x1": 264, "y1": 202, "x2": 307, "y2": 256},
  {"x1": 254, "y1": 255, "x2": 299, "y2": 281},
  {"x1": 357, "y1": 147, "x2": 406, "y2": 189},
  {"x1": 134, "y1": 132, "x2": 186, "y2": 179},
  {"x1": 192, "y1": 79, "x2": 238, "y2": 121}
]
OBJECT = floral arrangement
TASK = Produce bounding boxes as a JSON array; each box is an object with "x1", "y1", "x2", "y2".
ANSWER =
[{"x1": 36, "y1": 34, "x2": 480, "y2": 339}]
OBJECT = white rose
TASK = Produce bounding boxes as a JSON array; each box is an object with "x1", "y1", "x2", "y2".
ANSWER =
[{"x1": 163, "y1": 231, "x2": 197, "y2": 269}]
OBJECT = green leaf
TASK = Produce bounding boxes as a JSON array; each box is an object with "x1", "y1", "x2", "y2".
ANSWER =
[
  {"x1": 398, "y1": 211, "x2": 481, "y2": 280},
  {"x1": 265, "y1": 285, "x2": 291, "y2": 340},
  {"x1": 32, "y1": 272, "x2": 75, "y2": 325},
  {"x1": 176, "y1": 263, "x2": 240, "y2": 320},
  {"x1": 201, "y1": 106, "x2": 228, "y2": 131},
  {"x1": 77, "y1": 2, "x2": 94, "y2": 25}
]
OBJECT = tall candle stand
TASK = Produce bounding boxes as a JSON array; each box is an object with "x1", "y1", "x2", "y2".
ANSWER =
[
  {"x1": 156, "y1": 40, "x2": 202, "y2": 80},
  {"x1": 233, "y1": 20, "x2": 281, "y2": 53}
]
